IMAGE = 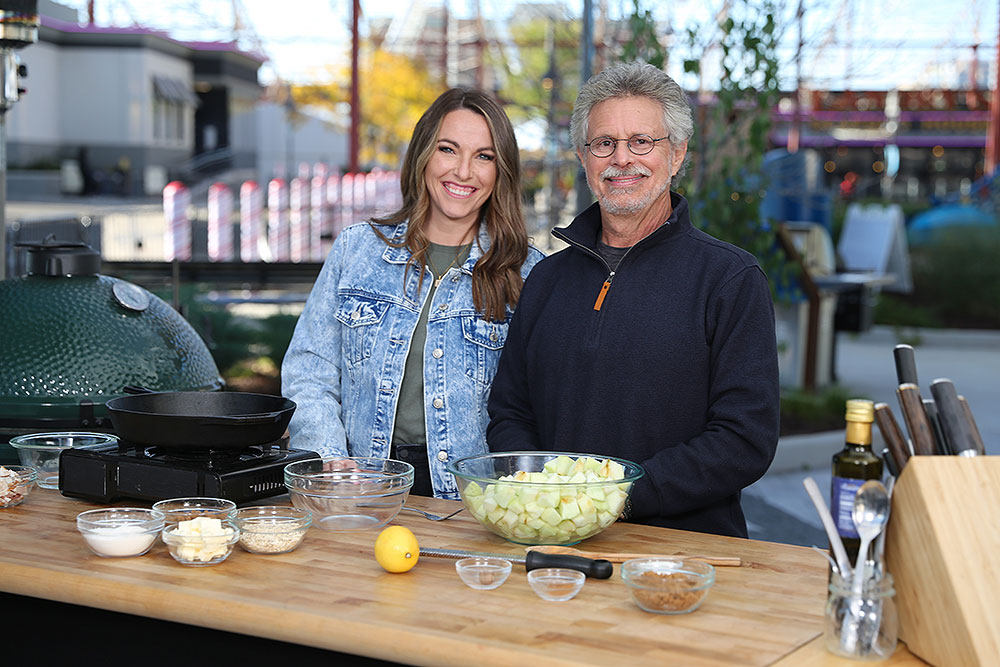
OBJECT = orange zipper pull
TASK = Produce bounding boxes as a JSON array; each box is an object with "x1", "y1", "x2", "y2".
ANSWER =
[{"x1": 593, "y1": 273, "x2": 614, "y2": 311}]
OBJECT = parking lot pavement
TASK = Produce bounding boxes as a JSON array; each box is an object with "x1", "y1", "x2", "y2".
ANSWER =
[{"x1": 743, "y1": 326, "x2": 1000, "y2": 547}]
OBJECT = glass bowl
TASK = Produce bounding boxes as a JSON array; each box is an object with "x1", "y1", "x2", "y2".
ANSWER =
[
  {"x1": 161, "y1": 517, "x2": 240, "y2": 566},
  {"x1": 620, "y1": 557, "x2": 716, "y2": 614},
  {"x1": 283, "y1": 457, "x2": 414, "y2": 531},
  {"x1": 233, "y1": 506, "x2": 312, "y2": 554},
  {"x1": 0, "y1": 465, "x2": 37, "y2": 507},
  {"x1": 455, "y1": 557, "x2": 513, "y2": 590},
  {"x1": 9, "y1": 432, "x2": 118, "y2": 489},
  {"x1": 446, "y1": 451, "x2": 644, "y2": 545},
  {"x1": 152, "y1": 497, "x2": 237, "y2": 525},
  {"x1": 527, "y1": 568, "x2": 586, "y2": 601},
  {"x1": 76, "y1": 507, "x2": 165, "y2": 558}
]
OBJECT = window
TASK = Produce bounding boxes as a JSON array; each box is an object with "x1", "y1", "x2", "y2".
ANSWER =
[{"x1": 152, "y1": 75, "x2": 197, "y2": 143}]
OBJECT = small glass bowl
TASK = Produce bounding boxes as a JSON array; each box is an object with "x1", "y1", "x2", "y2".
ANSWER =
[
  {"x1": 455, "y1": 557, "x2": 513, "y2": 590},
  {"x1": 233, "y1": 506, "x2": 312, "y2": 554},
  {"x1": 0, "y1": 465, "x2": 37, "y2": 508},
  {"x1": 152, "y1": 497, "x2": 237, "y2": 524},
  {"x1": 76, "y1": 508, "x2": 165, "y2": 558},
  {"x1": 161, "y1": 518, "x2": 240, "y2": 567},
  {"x1": 9, "y1": 432, "x2": 117, "y2": 489},
  {"x1": 527, "y1": 568, "x2": 586, "y2": 601},
  {"x1": 620, "y1": 557, "x2": 716, "y2": 615}
]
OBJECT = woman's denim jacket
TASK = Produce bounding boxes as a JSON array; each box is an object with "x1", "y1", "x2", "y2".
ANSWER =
[{"x1": 282, "y1": 220, "x2": 544, "y2": 498}]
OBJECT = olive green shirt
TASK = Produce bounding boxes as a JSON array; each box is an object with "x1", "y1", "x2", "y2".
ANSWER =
[{"x1": 391, "y1": 241, "x2": 472, "y2": 447}]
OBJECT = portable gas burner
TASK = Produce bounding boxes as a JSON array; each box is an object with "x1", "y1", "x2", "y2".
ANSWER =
[{"x1": 59, "y1": 438, "x2": 320, "y2": 503}]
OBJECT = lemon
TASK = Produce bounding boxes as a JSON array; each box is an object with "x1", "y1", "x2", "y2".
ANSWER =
[{"x1": 374, "y1": 525, "x2": 419, "y2": 573}]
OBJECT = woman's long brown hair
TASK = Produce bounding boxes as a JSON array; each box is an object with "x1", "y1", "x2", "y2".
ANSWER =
[{"x1": 371, "y1": 88, "x2": 530, "y2": 322}]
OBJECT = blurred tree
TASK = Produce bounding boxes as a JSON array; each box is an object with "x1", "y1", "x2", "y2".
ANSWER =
[
  {"x1": 614, "y1": 0, "x2": 792, "y2": 295},
  {"x1": 292, "y1": 48, "x2": 444, "y2": 169},
  {"x1": 619, "y1": 0, "x2": 666, "y2": 69},
  {"x1": 495, "y1": 16, "x2": 581, "y2": 129},
  {"x1": 681, "y1": 1, "x2": 792, "y2": 296}
]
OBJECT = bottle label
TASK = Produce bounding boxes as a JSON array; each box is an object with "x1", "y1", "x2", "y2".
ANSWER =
[{"x1": 831, "y1": 476, "x2": 863, "y2": 539}]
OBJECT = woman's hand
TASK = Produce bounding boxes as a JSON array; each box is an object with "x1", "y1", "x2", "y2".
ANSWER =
[{"x1": 322, "y1": 457, "x2": 359, "y2": 472}]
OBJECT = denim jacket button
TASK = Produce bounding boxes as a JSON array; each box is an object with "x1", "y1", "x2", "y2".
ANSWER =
[
  {"x1": 489, "y1": 330, "x2": 499, "y2": 342},
  {"x1": 432, "y1": 398, "x2": 444, "y2": 409},
  {"x1": 436, "y1": 450, "x2": 448, "y2": 462},
  {"x1": 438, "y1": 303, "x2": 448, "y2": 311},
  {"x1": 350, "y1": 310, "x2": 360, "y2": 320},
  {"x1": 432, "y1": 348, "x2": 443, "y2": 359}
]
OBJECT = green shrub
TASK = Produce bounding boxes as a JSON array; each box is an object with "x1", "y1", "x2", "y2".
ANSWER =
[
  {"x1": 872, "y1": 293, "x2": 940, "y2": 329},
  {"x1": 780, "y1": 385, "x2": 860, "y2": 436},
  {"x1": 875, "y1": 227, "x2": 1000, "y2": 329}
]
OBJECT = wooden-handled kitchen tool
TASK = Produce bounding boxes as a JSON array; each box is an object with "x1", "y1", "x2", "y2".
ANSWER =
[
  {"x1": 893, "y1": 344, "x2": 946, "y2": 454},
  {"x1": 923, "y1": 398, "x2": 951, "y2": 454},
  {"x1": 897, "y1": 383, "x2": 937, "y2": 456},
  {"x1": 526, "y1": 545, "x2": 741, "y2": 567},
  {"x1": 874, "y1": 402, "x2": 911, "y2": 470},
  {"x1": 880, "y1": 446, "x2": 900, "y2": 478},
  {"x1": 958, "y1": 395, "x2": 987, "y2": 455},
  {"x1": 893, "y1": 344, "x2": 919, "y2": 385},
  {"x1": 930, "y1": 379, "x2": 979, "y2": 457}
]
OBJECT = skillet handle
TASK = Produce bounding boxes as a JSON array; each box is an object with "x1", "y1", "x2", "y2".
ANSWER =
[{"x1": 122, "y1": 385, "x2": 155, "y2": 395}]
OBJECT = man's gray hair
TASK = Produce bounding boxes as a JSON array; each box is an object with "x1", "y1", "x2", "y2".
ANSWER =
[{"x1": 570, "y1": 62, "x2": 694, "y2": 156}]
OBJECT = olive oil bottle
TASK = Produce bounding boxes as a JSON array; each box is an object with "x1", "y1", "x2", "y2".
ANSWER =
[{"x1": 830, "y1": 399, "x2": 883, "y2": 565}]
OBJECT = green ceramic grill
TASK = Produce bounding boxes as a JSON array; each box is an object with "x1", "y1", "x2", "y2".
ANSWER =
[{"x1": 0, "y1": 241, "x2": 222, "y2": 462}]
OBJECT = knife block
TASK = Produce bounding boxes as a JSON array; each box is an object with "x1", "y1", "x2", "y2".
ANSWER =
[{"x1": 884, "y1": 456, "x2": 1000, "y2": 666}]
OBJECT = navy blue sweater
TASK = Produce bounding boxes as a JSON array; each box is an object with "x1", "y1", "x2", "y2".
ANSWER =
[{"x1": 486, "y1": 194, "x2": 780, "y2": 538}]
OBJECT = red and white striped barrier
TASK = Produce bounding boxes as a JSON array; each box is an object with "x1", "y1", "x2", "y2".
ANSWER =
[
  {"x1": 159, "y1": 170, "x2": 405, "y2": 264},
  {"x1": 207, "y1": 182, "x2": 234, "y2": 262},
  {"x1": 326, "y1": 172, "x2": 342, "y2": 237},
  {"x1": 290, "y1": 177, "x2": 310, "y2": 263},
  {"x1": 310, "y1": 169, "x2": 328, "y2": 261},
  {"x1": 268, "y1": 178, "x2": 290, "y2": 262},
  {"x1": 163, "y1": 181, "x2": 191, "y2": 261},
  {"x1": 240, "y1": 180, "x2": 264, "y2": 262},
  {"x1": 340, "y1": 173, "x2": 355, "y2": 230},
  {"x1": 354, "y1": 172, "x2": 367, "y2": 223}
]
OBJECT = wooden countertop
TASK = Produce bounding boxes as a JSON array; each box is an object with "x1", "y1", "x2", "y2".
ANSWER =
[{"x1": 0, "y1": 490, "x2": 921, "y2": 666}]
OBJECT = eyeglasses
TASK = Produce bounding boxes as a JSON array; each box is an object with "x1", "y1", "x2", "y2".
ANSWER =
[{"x1": 584, "y1": 134, "x2": 669, "y2": 158}]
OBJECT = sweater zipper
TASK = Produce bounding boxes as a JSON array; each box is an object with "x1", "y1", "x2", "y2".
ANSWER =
[
  {"x1": 593, "y1": 272, "x2": 614, "y2": 311},
  {"x1": 552, "y1": 227, "x2": 640, "y2": 312}
]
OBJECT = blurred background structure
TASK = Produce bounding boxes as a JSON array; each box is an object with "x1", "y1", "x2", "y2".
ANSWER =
[{"x1": 3, "y1": 0, "x2": 999, "y2": 404}]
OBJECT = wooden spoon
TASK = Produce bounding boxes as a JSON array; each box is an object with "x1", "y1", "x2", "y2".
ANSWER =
[{"x1": 527, "y1": 545, "x2": 742, "y2": 567}]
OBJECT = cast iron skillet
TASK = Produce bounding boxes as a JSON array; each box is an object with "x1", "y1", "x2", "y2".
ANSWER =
[{"x1": 105, "y1": 386, "x2": 296, "y2": 450}]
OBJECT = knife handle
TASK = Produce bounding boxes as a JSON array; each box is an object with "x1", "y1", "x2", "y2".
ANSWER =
[
  {"x1": 525, "y1": 550, "x2": 614, "y2": 579},
  {"x1": 930, "y1": 379, "x2": 979, "y2": 456},
  {"x1": 874, "y1": 402, "x2": 910, "y2": 469},
  {"x1": 880, "y1": 446, "x2": 899, "y2": 478},
  {"x1": 893, "y1": 344, "x2": 919, "y2": 385},
  {"x1": 897, "y1": 383, "x2": 936, "y2": 456},
  {"x1": 959, "y1": 396, "x2": 987, "y2": 455},
  {"x1": 923, "y1": 398, "x2": 950, "y2": 455}
]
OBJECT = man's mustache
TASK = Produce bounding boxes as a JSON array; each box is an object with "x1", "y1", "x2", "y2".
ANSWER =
[{"x1": 600, "y1": 165, "x2": 653, "y2": 180}]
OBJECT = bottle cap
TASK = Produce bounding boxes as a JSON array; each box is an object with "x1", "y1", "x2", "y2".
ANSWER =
[{"x1": 845, "y1": 399, "x2": 875, "y2": 423}]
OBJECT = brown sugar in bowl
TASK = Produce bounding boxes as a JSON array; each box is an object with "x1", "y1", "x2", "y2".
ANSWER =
[{"x1": 620, "y1": 558, "x2": 715, "y2": 614}]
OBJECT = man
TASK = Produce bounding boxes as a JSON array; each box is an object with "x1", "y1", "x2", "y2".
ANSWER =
[{"x1": 486, "y1": 62, "x2": 779, "y2": 538}]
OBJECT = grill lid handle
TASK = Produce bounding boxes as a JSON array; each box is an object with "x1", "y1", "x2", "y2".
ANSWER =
[{"x1": 16, "y1": 238, "x2": 100, "y2": 277}]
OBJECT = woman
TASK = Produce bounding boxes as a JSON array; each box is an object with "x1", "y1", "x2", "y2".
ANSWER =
[{"x1": 281, "y1": 88, "x2": 544, "y2": 499}]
